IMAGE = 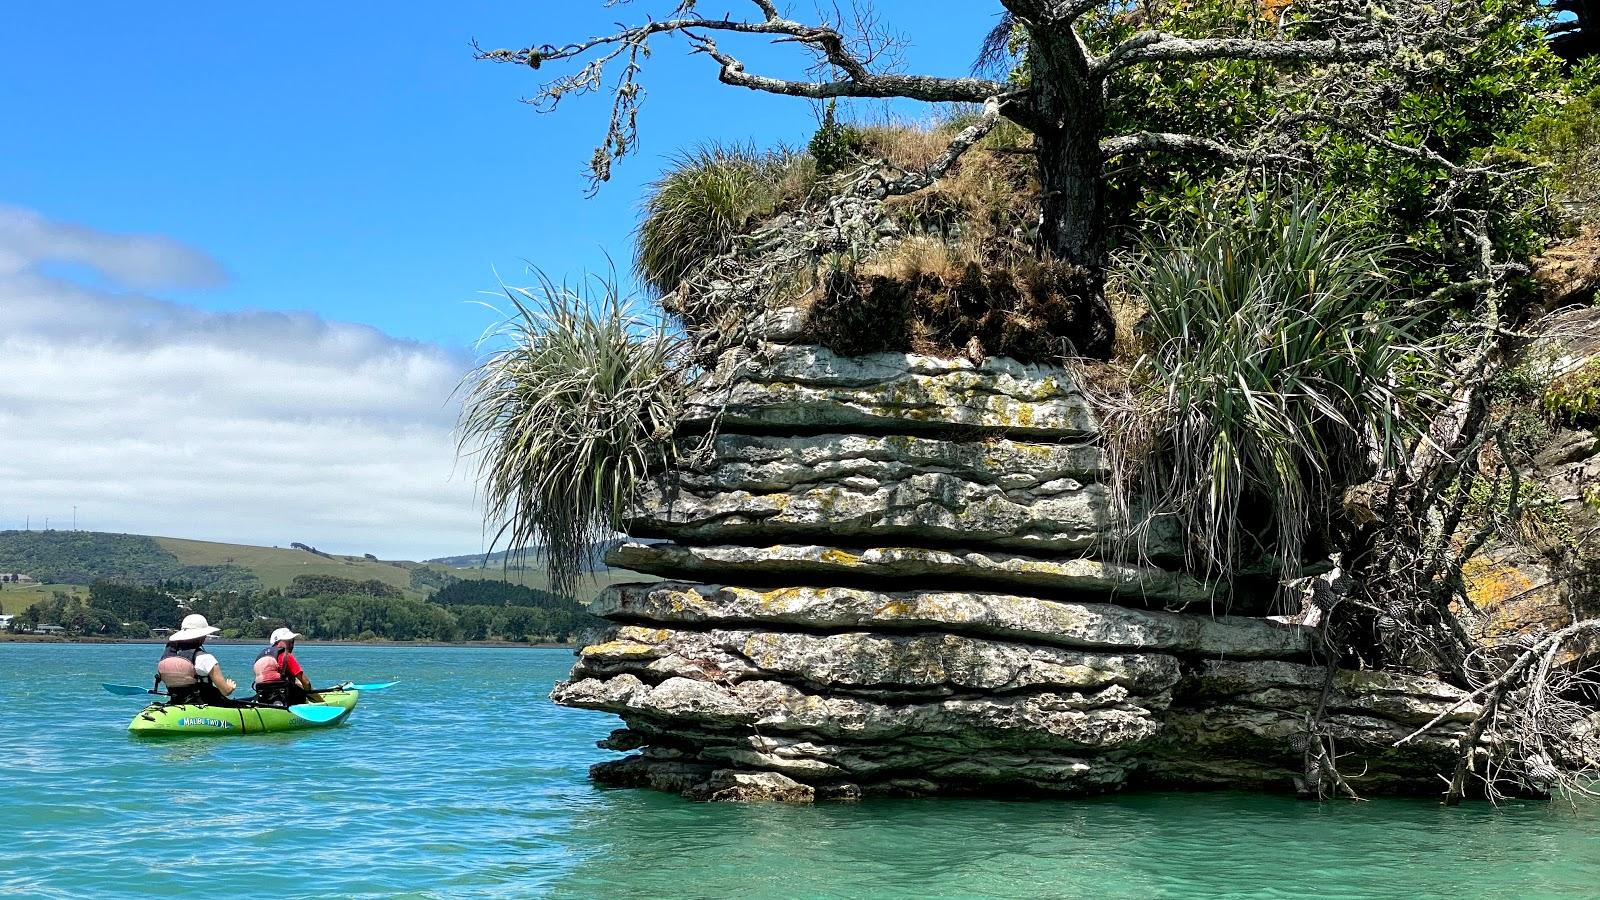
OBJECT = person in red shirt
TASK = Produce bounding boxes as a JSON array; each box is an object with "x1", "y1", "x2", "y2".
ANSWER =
[{"x1": 252, "y1": 627, "x2": 323, "y2": 706}]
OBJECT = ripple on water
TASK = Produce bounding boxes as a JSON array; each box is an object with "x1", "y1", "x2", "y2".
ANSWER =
[{"x1": 5, "y1": 643, "x2": 1600, "y2": 898}]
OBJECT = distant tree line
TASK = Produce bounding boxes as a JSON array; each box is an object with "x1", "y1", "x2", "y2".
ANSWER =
[
  {"x1": 408, "y1": 566, "x2": 459, "y2": 593},
  {"x1": 6, "y1": 573, "x2": 601, "y2": 643}
]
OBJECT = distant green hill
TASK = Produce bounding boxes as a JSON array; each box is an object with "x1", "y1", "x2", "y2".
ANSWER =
[
  {"x1": 427, "y1": 539, "x2": 623, "y2": 573},
  {"x1": 0, "y1": 530, "x2": 648, "y2": 602}
]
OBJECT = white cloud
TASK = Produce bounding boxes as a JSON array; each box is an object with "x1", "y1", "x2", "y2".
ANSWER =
[
  {"x1": 0, "y1": 204, "x2": 227, "y2": 289},
  {"x1": 0, "y1": 207, "x2": 490, "y2": 560}
]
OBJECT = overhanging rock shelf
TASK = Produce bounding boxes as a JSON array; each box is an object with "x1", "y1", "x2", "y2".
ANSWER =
[{"x1": 552, "y1": 344, "x2": 1475, "y2": 802}]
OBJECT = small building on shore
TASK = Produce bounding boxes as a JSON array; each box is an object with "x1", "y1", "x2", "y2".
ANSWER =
[{"x1": 0, "y1": 573, "x2": 36, "y2": 584}]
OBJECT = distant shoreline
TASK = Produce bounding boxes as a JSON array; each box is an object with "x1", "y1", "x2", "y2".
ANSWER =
[{"x1": 0, "y1": 634, "x2": 579, "y2": 650}]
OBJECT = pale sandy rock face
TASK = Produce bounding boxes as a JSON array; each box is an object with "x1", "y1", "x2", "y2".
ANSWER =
[{"x1": 553, "y1": 344, "x2": 1492, "y2": 801}]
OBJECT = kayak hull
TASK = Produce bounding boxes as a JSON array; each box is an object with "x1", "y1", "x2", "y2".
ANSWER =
[{"x1": 127, "y1": 690, "x2": 359, "y2": 736}]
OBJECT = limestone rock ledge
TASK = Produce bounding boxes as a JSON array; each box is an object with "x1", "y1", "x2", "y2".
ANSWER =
[
  {"x1": 681, "y1": 344, "x2": 1096, "y2": 438},
  {"x1": 555, "y1": 344, "x2": 1484, "y2": 801},
  {"x1": 608, "y1": 541, "x2": 1215, "y2": 606}
]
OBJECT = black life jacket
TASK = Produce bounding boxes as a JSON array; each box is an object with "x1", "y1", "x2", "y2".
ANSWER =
[
  {"x1": 157, "y1": 642, "x2": 213, "y2": 703},
  {"x1": 253, "y1": 643, "x2": 291, "y2": 684},
  {"x1": 156, "y1": 643, "x2": 203, "y2": 685},
  {"x1": 161, "y1": 644, "x2": 200, "y2": 664}
]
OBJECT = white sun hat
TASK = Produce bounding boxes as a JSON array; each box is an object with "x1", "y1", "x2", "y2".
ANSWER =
[
  {"x1": 171, "y1": 613, "x2": 221, "y2": 642},
  {"x1": 270, "y1": 627, "x2": 302, "y2": 644}
]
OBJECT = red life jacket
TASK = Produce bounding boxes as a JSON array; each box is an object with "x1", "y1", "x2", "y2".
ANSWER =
[
  {"x1": 253, "y1": 644, "x2": 291, "y2": 685},
  {"x1": 156, "y1": 644, "x2": 201, "y2": 688}
]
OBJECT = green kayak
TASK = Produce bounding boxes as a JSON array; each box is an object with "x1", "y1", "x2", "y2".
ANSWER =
[{"x1": 127, "y1": 689, "x2": 359, "y2": 736}]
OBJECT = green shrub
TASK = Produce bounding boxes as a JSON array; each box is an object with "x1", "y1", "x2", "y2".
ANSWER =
[
  {"x1": 458, "y1": 275, "x2": 685, "y2": 595},
  {"x1": 1543, "y1": 358, "x2": 1600, "y2": 423},
  {"x1": 1526, "y1": 79, "x2": 1600, "y2": 224},
  {"x1": 1115, "y1": 195, "x2": 1445, "y2": 587},
  {"x1": 808, "y1": 101, "x2": 866, "y2": 176}
]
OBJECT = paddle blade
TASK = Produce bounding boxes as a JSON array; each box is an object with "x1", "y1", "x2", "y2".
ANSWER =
[
  {"x1": 315, "y1": 681, "x2": 398, "y2": 693},
  {"x1": 288, "y1": 704, "x2": 347, "y2": 724},
  {"x1": 103, "y1": 683, "x2": 157, "y2": 697}
]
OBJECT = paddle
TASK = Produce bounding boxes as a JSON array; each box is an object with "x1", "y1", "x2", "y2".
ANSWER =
[
  {"x1": 320, "y1": 681, "x2": 400, "y2": 692},
  {"x1": 103, "y1": 683, "x2": 165, "y2": 697},
  {"x1": 287, "y1": 704, "x2": 347, "y2": 724}
]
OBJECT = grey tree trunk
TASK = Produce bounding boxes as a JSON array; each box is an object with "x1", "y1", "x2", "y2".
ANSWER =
[{"x1": 1024, "y1": 30, "x2": 1114, "y2": 358}]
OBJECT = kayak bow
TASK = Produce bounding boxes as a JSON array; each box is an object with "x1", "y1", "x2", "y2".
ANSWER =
[{"x1": 127, "y1": 689, "x2": 359, "y2": 736}]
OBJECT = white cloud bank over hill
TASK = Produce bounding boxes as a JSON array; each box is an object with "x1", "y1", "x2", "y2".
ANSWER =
[{"x1": 0, "y1": 205, "x2": 488, "y2": 560}]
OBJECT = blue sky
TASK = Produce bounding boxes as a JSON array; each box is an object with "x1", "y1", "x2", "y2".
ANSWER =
[
  {"x1": 0, "y1": 2, "x2": 1003, "y2": 557},
  {"x1": 3, "y1": 2, "x2": 1001, "y2": 349}
]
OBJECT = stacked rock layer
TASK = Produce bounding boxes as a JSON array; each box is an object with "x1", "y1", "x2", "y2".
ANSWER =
[{"x1": 552, "y1": 345, "x2": 1476, "y2": 801}]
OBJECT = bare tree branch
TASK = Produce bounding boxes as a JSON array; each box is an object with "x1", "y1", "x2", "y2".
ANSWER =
[
  {"x1": 1099, "y1": 130, "x2": 1300, "y2": 166},
  {"x1": 477, "y1": 3, "x2": 1012, "y2": 189},
  {"x1": 684, "y1": 32, "x2": 1012, "y2": 102}
]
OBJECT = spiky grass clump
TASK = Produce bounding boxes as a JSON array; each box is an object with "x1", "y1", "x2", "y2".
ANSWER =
[
  {"x1": 1115, "y1": 196, "x2": 1444, "y2": 589},
  {"x1": 635, "y1": 144, "x2": 812, "y2": 297},
  {"x1": 458, "y1": 275, "x2": 685, "y2": 596}
]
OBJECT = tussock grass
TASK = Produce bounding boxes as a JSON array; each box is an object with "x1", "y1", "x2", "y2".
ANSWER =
[
  {"x1": 1108, "y1": 195, "x2": 1446, "y2": 590},
  {"x1": 458, "y1": 275, "x2": 685, "y2": 595},
  {"x1": 636, "y1": 144, "x2": 813, "y2": 297}
]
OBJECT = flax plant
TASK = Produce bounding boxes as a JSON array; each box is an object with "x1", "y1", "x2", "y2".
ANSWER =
[
  {"x1": 458, "y1": 274, "x2": 686, "y2": 595},
  {"x1": 1114, "y1": 195, "x2": 1446, "y2": 592}
]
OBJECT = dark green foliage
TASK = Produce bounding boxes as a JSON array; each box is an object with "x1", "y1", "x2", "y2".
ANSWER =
[
  {"x1": 89, "y1": 581, "x2": 183, "y2": 629},
  {"x1": 1544, "y1": 358, "x2": 1600, "y2": 423},
  {"x1": 285, "y1": 574, "x2": 402, "y2": 600},
  {"x1": 0, "y1": 531, "x2": 179, "y2": 584},
  {"x1": 807, "y1": 101, "x2": 866, "y2": 176},
  {"x1": 1093, "y1": 0, "x2": 1577, "y2": 298},
  {"x1": 431, "y1": 578, "x2": 565, "y2": 608},
  {"x1": 14, "y1": 592, "x2": 148, "y2": 637},
  {"x1": 408, "y1": 566, "x2": 459, "y2": 593},
  {"x1": 171, "y1": 565, "x2": 262, "y2": 594},
  {"x1": 178, "y1": 583, "x2": 598, "y2": 644},
  {"x1": 1526, "y1": 78, "x2": 1600, "y2": 222},
  {"x1": 1116, "y1": 196, "x2": 1444, "y2": 586},
  {"x1": 0, "y1": 532, "x2": 260, "y2": 593}
]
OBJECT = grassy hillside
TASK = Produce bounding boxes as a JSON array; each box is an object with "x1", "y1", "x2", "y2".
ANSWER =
[
  {"x1": 0, "y1": 530, "x2": 649, "y2": 607},
  {"x1": 155, "y1": 537, "x2": 423, "y2": 596},
  {"x1": 0, "y1": 583, "x2": 86, "y2": 615}
]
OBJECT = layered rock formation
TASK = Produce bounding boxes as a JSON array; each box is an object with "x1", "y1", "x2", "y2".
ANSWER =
[{"x1": 553, "y1": 344, "x2": 1478, "y2": 801}]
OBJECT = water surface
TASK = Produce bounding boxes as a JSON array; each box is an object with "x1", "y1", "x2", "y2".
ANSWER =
[{"x1": 4, "y1": 643, "x2": 1599, "y2": 898}]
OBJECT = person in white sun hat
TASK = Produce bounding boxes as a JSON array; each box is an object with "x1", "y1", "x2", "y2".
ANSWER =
[
  {"x1": 252, "y1": 626, "x2": 322, "y2": 706},
  {"x1": 153, "y1": 613, "x2": 240, "y2": 706}
]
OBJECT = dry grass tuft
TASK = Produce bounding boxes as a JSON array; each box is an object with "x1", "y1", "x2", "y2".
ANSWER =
[
  {"x1": 806, "y1": 252, "x2": 1102, "y2": 362},
  {"x1": 793, "y1": 116, "x2": 1096, "y2": 362}
]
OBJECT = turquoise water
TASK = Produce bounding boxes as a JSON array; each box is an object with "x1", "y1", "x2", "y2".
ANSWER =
[{"x1": 5, "y1": 644, "x2": 1600, "y2": 899}]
